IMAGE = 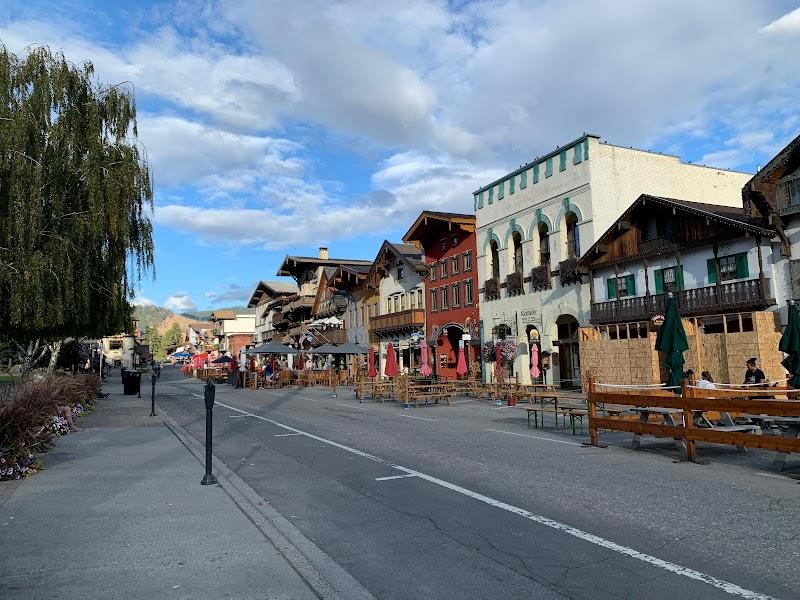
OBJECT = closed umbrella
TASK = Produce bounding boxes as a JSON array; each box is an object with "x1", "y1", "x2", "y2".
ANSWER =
[
  {"x1": 530, "y1": 344, "x2": 540, "y2": 380},
  {"x1": 385, "y1": 342, "x2": 399, "y2": 377},
  {"x1": 495, "y1": 343, "x2": 503, "y2": 381},
  {"x1": 456, "y1": 345, "x2": 467, "y2": 377},
  {"x1": 212, "y1": 355, "x2": 233, "y2": 364},
  {"x1": 655, "y1": 293, "x2": 689, "y2": 392},
  {"x1": 779, "y1": 300, "x2": 800, "y2": 388},
  {"x1": 419, "y1": 340, "x2": 432, "y2": 377},
  {"x1": 368, "y1": 347, "x2": 377, "y2": 378}
]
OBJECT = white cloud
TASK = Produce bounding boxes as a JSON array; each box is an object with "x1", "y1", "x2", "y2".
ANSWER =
[
  {"x1": 164, "y1": 294, "x2": 197, "y2": 311},
  {"x1": 761, "y1": 7, "x2": 800, "y2": 34},
  {"x1": 203, "y1": 284, "x2": 254, "y2": 305},
  {"x1": 132, "y1": 295, "x2": 156, "y2": 306}
]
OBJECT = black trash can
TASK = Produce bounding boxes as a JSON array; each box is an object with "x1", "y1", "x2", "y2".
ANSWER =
[{"x1": 123, "y1": 370, "x2": 141, "y2": 395}]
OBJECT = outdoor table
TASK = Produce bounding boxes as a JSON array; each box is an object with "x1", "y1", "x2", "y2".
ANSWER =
[
  {"x1": 630, "y1": 407, "x2": 687, "y2": 455},
  {"x1": 738, "y1": 415, "x2": 800, "y2": 470}
]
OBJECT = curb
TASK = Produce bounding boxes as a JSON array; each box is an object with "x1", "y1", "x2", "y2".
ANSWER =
[{"x1": 158, "y1": 405, "x2": 376, "y2": 600}]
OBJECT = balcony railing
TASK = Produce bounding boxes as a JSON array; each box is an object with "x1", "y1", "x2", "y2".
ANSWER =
[
  {"x1": 640, "y1": 237, "x2": 680, "y2": 255},
  {"x1": 484, "y1": 277, "x2": 500, "y2": 300},
  {"x1": 311, "y1": 328, "x2": 348, "y2": 345},
  {"x1": 590, "y1": 278, "x2": 774, "y2": 324},
  {"x1": 530, "y1": 265, "x2": 552, "y2": 291},
  {"x1": 559, "y1": 257, "x2": 581, "y2": 286},
  {"x1": 283, "y1": 295, "x2": 315, "y2": 314},
  {"x1": 506, "y1": 271, "x2": 524, "y2": 296},
  {"x1": 371, "y1": 309, "x2": 425, "y2": 334}
]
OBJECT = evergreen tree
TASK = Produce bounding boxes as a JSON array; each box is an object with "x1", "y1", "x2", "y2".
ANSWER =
[
  {"x1": 165, "y1": 322, "x2": 184, "y2": 348},
  {"x1": 144, "y1": 325, "x2": 162, "y2": 360}
]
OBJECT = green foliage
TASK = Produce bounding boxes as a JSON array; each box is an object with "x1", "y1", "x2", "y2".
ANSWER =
[
  {"x1": 164, "y1": 322, "x2": 183, "y2": 348},
  {"x1": 0, "y1": 45, "x2": 154, "y2": 343},
  {"x1": 143, "y1": 324, "x2": 163, "y2": 360},
  {"x1": 133, "y1": 304, "x2": 172, "y2": 329},
  {"x1": 181, "y1": 306, "x2": 254, "y2": 320}
]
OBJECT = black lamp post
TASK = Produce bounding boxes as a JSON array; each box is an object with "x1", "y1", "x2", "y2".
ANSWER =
[
  {"x1": 150, "y1": 372, "x2": 157, "y2": 416},
  {"x1": 201, "y1": 378, "x2": 218, "y2": 485}
]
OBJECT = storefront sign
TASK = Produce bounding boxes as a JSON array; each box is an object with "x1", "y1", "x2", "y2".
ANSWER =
[{"x1": 520, "y1": 309, "x2": 539, "y2": 324}]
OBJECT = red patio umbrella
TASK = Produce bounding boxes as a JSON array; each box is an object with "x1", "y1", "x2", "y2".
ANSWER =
[
  {"x1": 384, "y1": 342, "x2": 399, "y2": 377},
  {"x1": 419, "y1": 340, "x2": 432, "y2": 377},
  {"x1": 368, "y1": 347, "x2": 377, "y2": 378},
  {"x1": 530, "y1": 344, "x2": 541, "y2": 380},
  {"x1": 456, "y1": 345, "x2": 467, "y2": 377}
]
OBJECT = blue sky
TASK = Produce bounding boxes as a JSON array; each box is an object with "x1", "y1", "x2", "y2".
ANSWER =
[{"x1": 2, "y1": 0, "x2": 800, "y2": 311}]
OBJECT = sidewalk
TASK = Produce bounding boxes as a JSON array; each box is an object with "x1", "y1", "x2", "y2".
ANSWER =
[{"x1": 0, "y1": 380, "x2": 318, "y2": 600}]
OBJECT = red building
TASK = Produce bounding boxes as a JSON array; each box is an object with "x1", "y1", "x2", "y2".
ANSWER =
[{"x1": 403, "y1": 212, "x2": 479, "y2": 379}]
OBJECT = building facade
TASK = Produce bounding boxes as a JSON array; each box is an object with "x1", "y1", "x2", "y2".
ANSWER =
[
  {"x1": 403, "y1": 211, "x2": 479, "y2": 379},
  {"x1": 475, "y1": 133, "x2": 752, "y2": 387},
  {"x1": 247, "y1": 280, "x2": 299, "y2": 343},
  {"x1": 211, "y1": 310, "x2": 256, "y2": 356}
]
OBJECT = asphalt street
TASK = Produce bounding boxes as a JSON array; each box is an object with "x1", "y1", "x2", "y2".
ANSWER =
[{"x1": 156, "y1": 367, "x2": 800, "y2": 600}]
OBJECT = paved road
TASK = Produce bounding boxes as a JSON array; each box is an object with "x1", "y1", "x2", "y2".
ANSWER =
[{"x1": 157, "y1": 367, "x2": 800, "y2": 600}]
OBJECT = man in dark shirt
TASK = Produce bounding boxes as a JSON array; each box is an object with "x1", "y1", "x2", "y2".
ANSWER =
[{"x1": 744, "y1": 358, "x2": 766, "y2": 385}]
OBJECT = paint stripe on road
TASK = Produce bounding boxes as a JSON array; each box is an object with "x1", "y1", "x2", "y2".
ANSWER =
[
  {"x1": 334, "y1": 402, "x2": 368, "y2": 411},
  {"x1": 214, "y1": 401, "x2": 773, "y2": 600},
  {"x1": 190, "y1": 393, "x2": 203, "y2": 398},
  {"x1": 375, "y1": 474, "x2": 418, "y2": 482},
  {"x1": 275, "y1": 433, "x2": 303, "y2": 437},
  {"x1": 486, "y1": 428, "x2": 583, "y2": 447},
  {"x1": 397, "y1": 414, "x2": 437, "y2": 422}
]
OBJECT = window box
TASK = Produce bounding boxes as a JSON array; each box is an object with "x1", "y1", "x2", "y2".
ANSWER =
[{"x1": 484, "y1": 277, "x2": 500, "y2": 300}]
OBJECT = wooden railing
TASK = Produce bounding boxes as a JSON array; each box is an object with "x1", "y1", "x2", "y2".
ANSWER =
[
  {"x1": 311, "y1": 328, "x2": 348, "y2": 345},
  {"x1": 530, "y1": 265, "x2": 552, "y2": 291},
  {"x1": 506, "y1": 271, "x2": 524, "y2": 296},
  {"x1": 639, "y1": 237, "x2": 680, "y2": 255},
  {"x1": 483, "y1": 277, "x2": 500, "y2": 300},
  {"x1": 591, "y1": 278, "x2": 774, "y2": 324},
  {"x1": 371, "y1": 309, "x2": 425, "y2": 333},
  {"x1": 559, "y1": 257, "x2": 580, "y2": 285}
]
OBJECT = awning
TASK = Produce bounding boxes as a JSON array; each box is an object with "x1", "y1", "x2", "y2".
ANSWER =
[{"x1": 248, "y1": 342, "x2": 299, "y2": 355}]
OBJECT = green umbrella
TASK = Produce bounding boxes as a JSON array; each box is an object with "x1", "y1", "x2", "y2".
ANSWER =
[
  {"x1": 655, "y1": 294, "x2": 689, "y2": 392},
  {"x1": 779, "y1": 301, "x2": 800, "y2": 388}
]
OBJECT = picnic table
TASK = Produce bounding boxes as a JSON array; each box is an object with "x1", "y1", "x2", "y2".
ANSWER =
[
  {"x1": 404, "y1": 381, "x2": 455, "y2": 407},
  {"x1": 520, "y1": 391, "x2": 589, "y2": 435},
  {"x1": 738, "y1": 415, "x2": 800, "y2": 470}
]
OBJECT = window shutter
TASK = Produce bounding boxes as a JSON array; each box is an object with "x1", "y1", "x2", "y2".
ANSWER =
[
  {"x1": 520, "y1": 170, "x2": 527, "y2": 189},
  {"x1": 626, "y1": 274, "x2": 636, "y2": 296},
  {"x1": 707, "y1": 258, "x2": 717, "y2": 284},
  {"x1": 533, "y1": 164, "x2": 540, "y2": 184},
  {"x1": 498, "y1": 181, "x2": 505, "y2": 200},
  {"x1": 488, "y1": 187, "x2": 494, "y2": 204},
  {"x1": 509, "y1": 176, "x2": 515, "y2": 195},
  {"x1": 583, "y1": 139, "x2": 589, "y2": 160},
  {"x1": 545, "y1": 158, "x2": 553, "y2": 178},
  {"x1": 735, "y1": 253, "x2": 749, "y2": 278},
  {"x1": 573, "y1": 144, "x2": 582, "y2": 165},
  {"x1": 574, "y1": 224, "x2": 580, "y2": 256},
  {"x1": 607, "y1": 278, "x2": 617, "y2": 300},
  {"x1": 477, "y1": 191, "x2": 484, "y2": 209},
  {"x1": 676, "y1": 265, "x2": 685, "y2": 290},
  {"x1": 654, "y1": 269, "x2": 664, "y2": 294},
  {"x1": 559, "y1": 150, "x2": 567, "y2": 172}
]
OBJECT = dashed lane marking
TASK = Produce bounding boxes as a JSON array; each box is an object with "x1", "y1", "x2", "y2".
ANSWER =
[
  {"x1": 486, "y1": 428, "x2": 583, "y2": 447},
  {"x1": 397, "y1": 414, "x2": 437, "y2": 422},
  {"x1": 213, "y1": 400, "x2": 774, "y2": 600},
  {"x1": 375, "y1": 474, "x2": 418, "y2": 482},
  {"x1": 275, "y1": 433, "x2": 303, "y2": 437}
]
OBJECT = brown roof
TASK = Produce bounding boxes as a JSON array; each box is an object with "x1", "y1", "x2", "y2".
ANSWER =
[
  {"x1": 403, "y1": 210, "x2": 476, "y2": 244},
  {"x1": 210, "y1": 309, "x2": 236, "y2": 320},
  {"x1": 742, "y1": 132, "x2": 800, "y2": 215},
  {"x1": 276, "y1": 255, "x2": 372, "y2": 277}
]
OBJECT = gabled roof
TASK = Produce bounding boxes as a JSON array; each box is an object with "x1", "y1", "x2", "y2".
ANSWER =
[
  {"x1": 247, "y1": 280, "x2": 299, "y2": 308},
  {"x1": 578, "y1": 194, "x2": 773, "y2": 268},
  {"x1": 210, "y1": 309, "x2": 236, "y2": 321},
  {"x1": 276, "y1": 255, "x2": 372, "y2": 277},
  {"x1": 403, "y1": 210, "x2": 476, "y2": 244},
  {"x1": 365, "y1": 240, "x2": 428, "y2": 287},
  {"x1": 742, "y1": 132, "x2": 800, "y2": 216}
]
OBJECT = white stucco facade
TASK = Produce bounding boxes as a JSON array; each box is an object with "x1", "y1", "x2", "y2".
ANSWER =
[{"x1": 475, "y1": 134, "x2": 752, "y2": 386}]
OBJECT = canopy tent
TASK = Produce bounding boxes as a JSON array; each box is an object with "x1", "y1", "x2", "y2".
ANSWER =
[
  {"x1": 248, "y1": 342, "x2": 299, "y2": 355},
  {"x1": 170, "y1": 352, "x2": 192, "y2": 358},
  {"x1": 309, "y1": 316, "x2": 344, "y2": 328},
  {"x1": 212, "y1": 355, "x2": 233, "y2": 364},
  {"x1": 313, "y1": 344, "x2": 339, "y2": 354}
]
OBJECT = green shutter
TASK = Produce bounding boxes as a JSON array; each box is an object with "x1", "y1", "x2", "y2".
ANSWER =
[
  {"x1": 676, "y1": 265, "x2": 685, "y2": 290},
  {"x1": 488, "y1": 187, "x2": 494, "y2": 204},
  {"x1": 498, "y1": 180, "x2": 505, "y2": 200},
  {"x1": 707, "y1": 258, "x2": 717, "y2": 284},
  {"x1": 545, "y1": 158, "x2": 553, "y2": 178},
  {"x1": 607, "y1": 278, "x2": 617, "y2": 300},
  {"x1": 520, "y1": 170, "x2": 527, "y2": 189},
  {"x1": 583, "y1": 139, "x2": 589, "y2": 160},
  {"x1": 654, "y1": 269, "x2": 664, "y2": 293},
  {"x1": 735, "y1": 253, "x2": 749, "y2": 278},
  {"x1": 626, "y1": 274, "x2": 636, "y2": 296},
  {"x1": 559, "y1": 150, "x2": 567, "y2": 172},
  {"x1": 573, "y1": 144, "x2": 582, "y2": 165},
  {"x1": 477, "y1": 191, "x2": 484, "y2": 209},
  {"x1": 533, "y1": 164, "x2": 540, "y2": 184},
  {"x1": 509, "y1": 175, "x2": 515, "y2": 195}
]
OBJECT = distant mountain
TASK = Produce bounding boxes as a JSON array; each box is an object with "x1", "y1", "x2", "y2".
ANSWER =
[
  {"x1": 180, "y1": 306, "x2": 255, "y2": 320},
  {"x1": 134, "y1": 305, "x2": 173, "y2": 330}
]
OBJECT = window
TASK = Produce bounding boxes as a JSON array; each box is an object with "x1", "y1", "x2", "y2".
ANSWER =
[
  {"x1": 573, "y1": 143, "x2": 583, "y2": 165},
  {"x1": 452, "y1": 282, "x2": 461, "y2": 306},
  {"x1": 565, "y1": 212, "x2": 580, "y2": 259},
  {"x1": 512, "y1": 231, "x2": 523, "y2": 273},
  {"x1": 533, "y1": 163, "x2": 540, "y2": 184},
  {"x1": 441, "y1": 285, "x2": 449, "y2": 309},
  {"x1": 509, "y1": 175, "x2": 515, "y2": 195},
  {"x1": 559, "y1": 150, "x2": 567, "y2": 172},
  {"x1": 490, "y1": 240, "x2": 500, "y2": 279},
  {"x1": 449, "y1": 256, "x2": 459, "y2": 275},
  {"x1": 463, "y1": 251, "x2": 473, "y2": 271},
  {"x1": 654, "y1": 266, "x2": 684, "y2": 293},
  {"x1": 498, "y1": 181, "x2": 505, "y2": 200},
  {"x1": 410, "y1": 292, "x2": 416, "y2": 309},
  {"x1": 488, "y1": 186, "x2": 494, "y2": 204},
  {"x1": 545, "y1": 157, "x2": 553, "y2": 178},
  {"x1": 538, "y1": 223, "x2": 550, "y2": 266},
  {"x1": 783, "y1": 178, "x2": 800, "y2": 208},
  {"x1": 465, "y1": 279, "x2": 474, "y2": 305},
  {"x1": 707, "y1": 253, "x2": 749, "y2": 283},
  {"x1": 440, "y1": 260, "x2": 448, "y2": 278},
  {"x1": 387, "y1": 298, "x2": 393, "y2": 313},
  {"x1": 452, "y1": 235, "x2": 458, "y2": 247},
  {"x1": 440, "y1": 239, "x2": 446, "y2": 251},
  {"x1": 394, "y1": 296, "x2": 400, "y2": 313},
  {"x1": 109, "y1": 340, "x2": 123, "y2": 350},
  {"x1": 430, "y1": 289, "x2": 438, "y2": 311},
  {"x1": 417, "y1": 289, "x2": 423, "y2": 308},
  {"x1": 520, "y1": 170, "x2": 528, "y2": 189},
  {"x1": 397, "y1": 266, "x2": 404, "y2": 281},
  {"x1": 607, "y1": 275, "x2": 636, "y2": 299},
  {"x1": 430, "y1": 263, "x2": 437, "y2": 281}
]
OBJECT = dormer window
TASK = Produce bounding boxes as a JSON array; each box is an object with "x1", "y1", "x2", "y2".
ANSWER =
[
  {"x1": 397, "y1": 266, "x2": 404, "y2": 281},
  {"x1": 783, "y1": 177, "x2": 800, "y2": 209}
]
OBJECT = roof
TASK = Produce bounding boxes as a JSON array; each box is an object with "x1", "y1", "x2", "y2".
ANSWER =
[
  {"x1": 247, "y1": 280, "x2": 299, "y2": 308},
  {"x1": 742, "y1": 132, "x2": 800, "y2": 215},
  {"x1": 578, "y1": 194, "x2": 773, "y2": 268},
  {"x1": 402, "y1": 210, "x2": 476, "y2": 244},
  {"x1": 210, "y1": 309, "x2": 236, "y2": 320},
  {"x1": 276, "y1": 255, "x2": 373, "y2": 277}
]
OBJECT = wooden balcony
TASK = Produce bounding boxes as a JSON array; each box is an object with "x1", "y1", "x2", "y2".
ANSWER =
[
  {"x1": 371, "y1": 309, "x2": 425, "y2": 335},
  {"x1": 311, "y1": 328, "x2": 348, "y2": 345},
  {"x1": 590, "y1": 278, "x2": 775, "y2": 324}
]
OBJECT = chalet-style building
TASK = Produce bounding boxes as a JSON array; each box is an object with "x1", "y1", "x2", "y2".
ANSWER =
[
  {"x1": 275, "y1": 248, "x2": 372, "y2": 348},
  {"x1": 247, "y1": 280, "x2": 298, "y2": 343},
  {"x1": 210, "y1": 310, "x2": 256, "y2": 357},
  {"x1": 311, "y1": 264, "x2": 373, "y2": 348},
  {"x1": 403, "y1": 211, "x2": 479, "y2": 379},
  {"x1": 577, "y1": 194, "x2": 784, "y2": 385},
  {"x1": 366, "y1": 241, "x2": 428, "y2": 376},
  {"x1": 742, "y1": 132, "x2": 800, "y2": 326},
  {"x1": 475, "y1": 132, "x2": 752, "y2": 387}
]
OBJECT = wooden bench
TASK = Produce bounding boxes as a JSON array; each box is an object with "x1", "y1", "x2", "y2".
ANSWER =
[
  {"x1": 521, "y1": 405, "x2": 588, "y2": 435},
  {"x1": 403, "y1": 382, "x2": 456, "y2": 407}
]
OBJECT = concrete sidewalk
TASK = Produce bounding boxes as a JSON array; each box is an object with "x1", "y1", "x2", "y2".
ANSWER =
[{"x1": 0, "y1": 380, "x2": 318, "y2": 600}]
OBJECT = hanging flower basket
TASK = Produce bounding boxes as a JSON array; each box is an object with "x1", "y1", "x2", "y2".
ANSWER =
[
  {"x1": 496, "y1": 339, "x2": 518, "y2": 362},
  {"x1": 483, "y1": 341, "x2": 496, "y2": 362}
]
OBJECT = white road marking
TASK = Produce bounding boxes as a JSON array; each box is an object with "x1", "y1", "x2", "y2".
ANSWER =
[
  {"x1": 334, "y1": 402, "x2": 368, "y2": 411},
  {"x1": 190, "y1": 393, "x2": 203, "y2": 398},
  {"x1": 227, "y1": 415, "x2": 250, "y2": 418},
  {"x1": 755, "y1": 472, "x2": 791, "y2": 480},
  {"x1": 375, "y1": 474, "x2": 418, "y2": 482},
  {"x1": 214, "y1": 401, "x2": 773, "y2": 600},
  {"x1": 452, "y1": 399, "x2": 475, "y2": 404},
  {"x1": 486, "y1": 428, "x2": 583, "y2": 447},
  {"x1": 275, "y1": 433, "x2": 303, "y2": 437},
  {"x1": 397, "y1": 414, "x2": 437, "y2": 422}
]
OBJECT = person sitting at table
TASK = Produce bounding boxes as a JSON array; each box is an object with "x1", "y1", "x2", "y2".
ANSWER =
[
  {"x1": 744, "y1": 358, "x2": 766, "y2": 385},
  {"x1": 696, "y1": 371, "x2": 716, "y2": 389}
]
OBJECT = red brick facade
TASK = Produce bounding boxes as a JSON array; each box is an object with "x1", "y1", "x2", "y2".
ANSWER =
[
  {"x1": 227, "y1": 334, "x2": 253, "y2": 360},
  {"x1": 403, "y1": 212, "x2": 479, "y2": 379}
]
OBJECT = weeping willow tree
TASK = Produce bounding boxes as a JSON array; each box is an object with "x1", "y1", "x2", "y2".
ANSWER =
[{"x1": 0, "y1": 45, "x2": 154, "y2": 369}]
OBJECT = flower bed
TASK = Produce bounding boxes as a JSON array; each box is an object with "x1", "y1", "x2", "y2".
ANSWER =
[{"x1": 0, "y1": 374, "x2": 101, "y2": 481}]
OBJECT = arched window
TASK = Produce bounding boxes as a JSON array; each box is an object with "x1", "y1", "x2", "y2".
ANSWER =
[
  {"x1": 512, "y1": 232, "x2": 523, "y2": 273},
  {"x1": 490, "y1": 240, "x2": 500, "y2": 279},
  {"x1": 565, "y1": 212, "x2": 580, "y2": 259},
  {"x1": 538, "y1": 223, "x2": 550, "y2": 266}
]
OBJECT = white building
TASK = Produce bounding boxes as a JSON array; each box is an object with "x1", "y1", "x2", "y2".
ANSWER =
[
  {"x1": 247, "y1": 280, "x2": 299, "y2": 343},
  {"x1": 475, "y1": 133, "x2": 752, "y2": 387},
  {"x1": 210, "y1": 310, "x2": 256, "y2": 355}
]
